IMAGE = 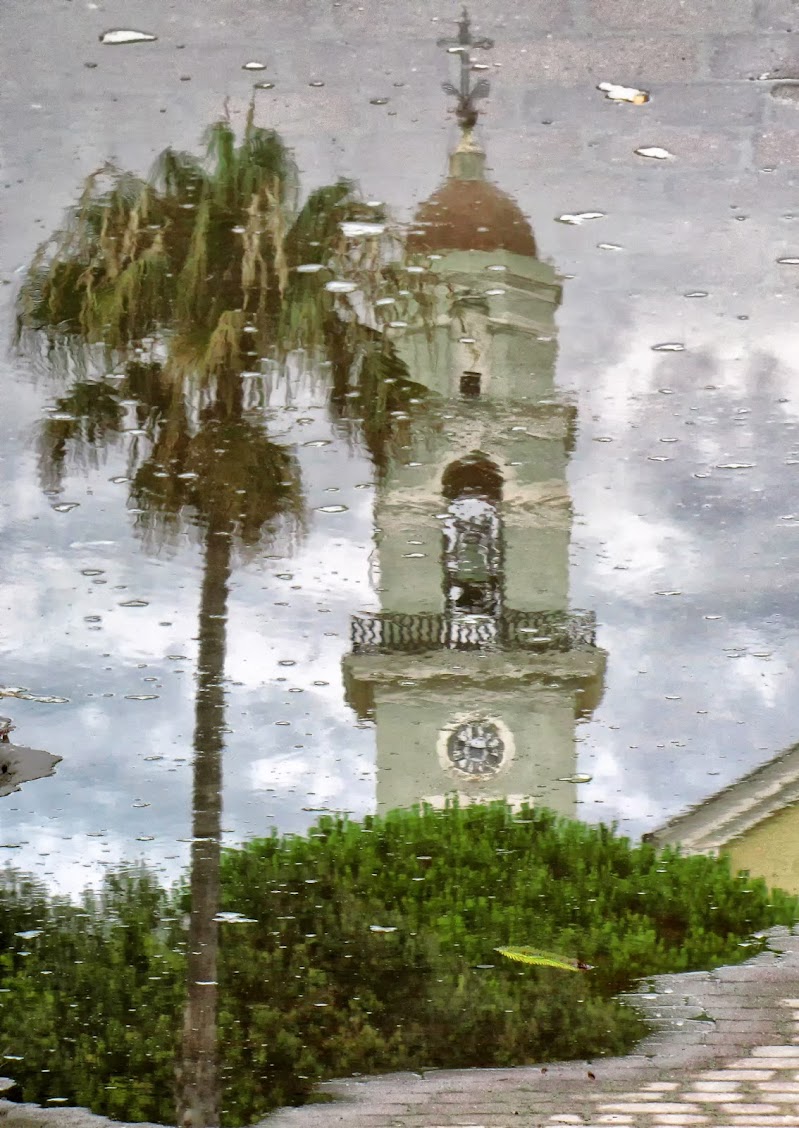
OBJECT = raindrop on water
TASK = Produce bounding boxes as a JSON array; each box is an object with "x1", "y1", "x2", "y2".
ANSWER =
[
  {"x1": 556, "y1": 212, "x2": 605, "y2": 225},
  {"x1": 99, "y1": 28, "x2": 157, "y2": 44},
  {"x1": 315, "y1": 504, "x2": 349, "y2": 513},
  {"x1": 52, "y1": 502, "x2": 79, "y2": 513},
  {"x1": 634, "y1": 146, "x2": 673, "y2": 160},
  {"x1": 340, "y1": 221, "x2": 386, "y2": 237},
  {"x1": 325, "y1": 280, "x2": 358, "y2": 293},
  {"x1": 119, "y1": 599, "x2": 149, "y2": 608},
  {"x1": 242, "y1": 61, "x2": 267, "y2": 70}
]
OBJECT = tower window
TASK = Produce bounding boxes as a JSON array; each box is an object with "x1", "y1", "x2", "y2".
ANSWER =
[{"x1": 460, "y1": 371, "x2": 481, "y2": 398}]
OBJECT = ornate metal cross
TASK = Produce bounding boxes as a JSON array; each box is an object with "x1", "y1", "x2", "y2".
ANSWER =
[{"x1": 437, "y1": 8, "x2": 493, "y2": 130}]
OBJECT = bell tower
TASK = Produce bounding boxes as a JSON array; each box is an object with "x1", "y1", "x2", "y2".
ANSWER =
[{"x1": 342, "y1": 11, "x2": 605, "y2": 815}]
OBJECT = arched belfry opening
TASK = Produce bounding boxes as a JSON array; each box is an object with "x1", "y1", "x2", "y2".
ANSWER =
[{"x1": 441, "y1": 453, "x2": 503, "y2": 618}]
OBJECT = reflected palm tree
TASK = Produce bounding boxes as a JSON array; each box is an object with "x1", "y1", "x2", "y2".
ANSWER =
[{"x1": 17, "y1": 107, "x2": 428, "y2": 1127}]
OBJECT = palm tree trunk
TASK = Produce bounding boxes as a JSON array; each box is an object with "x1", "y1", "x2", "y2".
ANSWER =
[{"x1": 176, "y1": 519, "x2": 232, "y2": 1128}]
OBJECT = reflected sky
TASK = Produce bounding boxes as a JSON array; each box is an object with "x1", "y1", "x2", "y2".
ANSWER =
[{"x1": 3, "y1": 0, "x2": 799, "y2": 896}]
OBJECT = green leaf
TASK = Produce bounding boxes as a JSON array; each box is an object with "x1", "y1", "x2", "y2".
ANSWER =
[{"x1": 494, "y1": 947, "x2": 593, "y2": 972}]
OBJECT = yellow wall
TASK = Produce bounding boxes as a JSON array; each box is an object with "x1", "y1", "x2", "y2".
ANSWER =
[{"x1": 726, "y1": 802, "x2": 799, "y2": 894}]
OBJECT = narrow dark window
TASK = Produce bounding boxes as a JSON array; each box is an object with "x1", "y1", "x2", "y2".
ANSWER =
[{"x1": 460, "y1": 371, "x2": 481, "y2": 398}]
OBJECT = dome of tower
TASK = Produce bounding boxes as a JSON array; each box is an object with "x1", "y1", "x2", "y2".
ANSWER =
[{"x1": 407, "y1": 133, "x2": 537, "y2": 258}]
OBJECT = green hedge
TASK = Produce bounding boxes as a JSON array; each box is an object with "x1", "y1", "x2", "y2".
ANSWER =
[{"x1": 0, "y1": 802, "x2": 794, "y2": 1124}]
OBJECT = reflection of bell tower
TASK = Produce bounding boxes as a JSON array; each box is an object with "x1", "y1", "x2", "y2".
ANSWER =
[{"x1": 343, "y1": 11, "x2": 605, "y2": 815}]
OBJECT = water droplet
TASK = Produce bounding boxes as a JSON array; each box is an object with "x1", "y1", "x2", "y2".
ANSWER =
[
  {"x1": 651, "y1": 342, "x2": 685, "y2": 352},
  {"x1": 135, "y1": 835, "x2": 156, "y2": 842},
  {"x1": 119, "y1": 599, "x2": 149, "y2": 607},
  {"x1": 597, "y1": 81, "x2": 649, "y2": 104},
  {"x1": 340, "y1": 221, "x2": 386, "y2": 237},
  {"x1": 369, "y1": 97, "x2": 389, "y2": 106},
  {"x1": 302, "y1": 439, "x2": 331, "y2": 447},
  {"x1": 557, "y1": 773, "x2": 593, "y2": 784},
  {"x1": 81, "y1": 568, "x2": 104, "y2": 577},
  {"x1": 715, "y1": 462, "x2": 755, "y2": 470},
  {"x1": 556, "y1": 212, "x2": 605, "y2": 225},
  {"x1": 254, "y1": 81, "x2": 275, "y2": 90},
  {"x1": 684, "y1": 290, "x2": 708, "y2": 298},
  {"x1": 52, "y1": 502, "x2": 79, "y2": 513},
  {"x1": 308, "y1": 80, "x2": 325, "y2": 87},
  {"x1": 278, "y1": 659, "x2": 296, "y2": 667},
  {"x1": 325, "y1": 280, "x2": 358, "y2": 293},
  {"x1": 213, "y1": 912, "x2": 257, "y2": 924},
  {"x1": 369, "y1": 925, "x2": 397, "y2": 933},
  {"x1": 242, "y1": 61, "x2": 266, "y2": 70},
  {"x1": 131, "y1": 800, "x2": 151, "y2": 808},
  {"x1": 315, "y1": 504, "x2": 349, "y2": 513},
  {"x1": 777, "y1": 257, "x2": 799, "y2": 264},
  {"x1": 597, "y1": 242, "x2": 623, "y2": 251},
  {"x1": 125, "y1": 695, "x2": 159, "y2": 701},
  {"x1": 109, "y1": 476, "x2": 130, "y2": 484},
  {"x1": 99, "y1": 28, "x2": 157, "y2": 44},
  {"x1": 635, "y1": 146, "x2": 673, "y2": 160},
  {"x1": 15, "y1": 930, "x2": 42, "y2": 940}
]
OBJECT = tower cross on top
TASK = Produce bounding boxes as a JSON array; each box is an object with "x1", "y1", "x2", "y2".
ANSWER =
[{"x1": 437, "y1": 9, "x2": 494, "y2": 129}]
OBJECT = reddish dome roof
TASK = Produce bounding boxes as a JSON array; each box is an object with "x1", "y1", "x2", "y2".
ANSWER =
[{"x1": 408, "y1": 175, "x2": 537, "y2": 257}]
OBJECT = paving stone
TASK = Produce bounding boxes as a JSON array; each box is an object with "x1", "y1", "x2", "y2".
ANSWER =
[
  {"x1": 700, "y1": 1073, "x2": 777, "y2": 1081},
  {"x1": 724, "y1": 1106, "x2": 784, "y2": 1115},
  {"x1": 588, "y1": 0, "x2": 754, "y2": 32},
  {"x1": 493, "y1": 35, "x2": 701, "y2": 86},
  {"x1": 756, "y1": 0, "x2": 798, "y2": 32},
  {"x1": 756, "y1": 128, "x2": 799, "y2": 165},
  {"x1": 687, "y1": 1092, "x2": 745, "y2": 1102},
  {"x1": 731, "y1": 1061, "x2": 799, "y2": 1070},
  {"x1": 708, "y1": 33, "x2": 799, "y2": 79},
  {"x1": 690, "y1": 1081, "x2": 744, "y2": 1091},
  {"x1": 600, "y1": 1104, "x2": 703, "y2": 1114},
  {"x1": 651, "y1": 1117, "x2": 711, "y2": 1125}
]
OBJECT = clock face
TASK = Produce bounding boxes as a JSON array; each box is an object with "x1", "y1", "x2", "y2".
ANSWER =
[{"x1": 447, "y1": 719, "x2": 505, "y2": 777}]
